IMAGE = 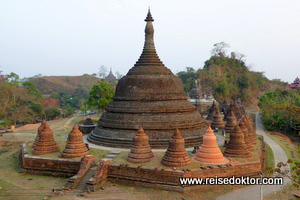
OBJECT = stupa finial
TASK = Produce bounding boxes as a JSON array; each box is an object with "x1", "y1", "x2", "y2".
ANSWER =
[{"x1": 145, "y1": 8, "x2": 154, "y2": 22}]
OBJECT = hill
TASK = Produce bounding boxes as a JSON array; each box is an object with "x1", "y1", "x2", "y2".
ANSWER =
[
  {"x1": 28, "y1": 74, "x2": 101, "y2": 96},
  {"x1": 177, "y1": 43, "x2": 287, "y2": 107}
]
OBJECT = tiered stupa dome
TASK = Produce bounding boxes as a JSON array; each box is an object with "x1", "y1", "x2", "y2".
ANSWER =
[
  {"x1": 240, "y1": 118, "x2": 253, "y2": 151},
  {"x1": 32, "y1": 120, "x2": 46, "y2": 148},
  {"x1": 245, "y1": 114, "x2": 256, "y2": 144},
  {"x1": 61, "y1": 126, "x2": 89, "y2": 158},
  {"x1": 206, "y1": 100, "x2": 218, "y2": 121},
  {"x1": 194, "y1": 126, "x2": 228, "y2": 164},
  {"x1": 224, "y1": 111, "x2": 236, "y2": 133},
  {"x1": 211, "y1": 109, "x2": 225, "y2": 130},
  {"x1": 224, "y1": 125, "x2": 250, "y2": 158},
  {"x1": 161, "y1": 129, "x2": 191, "y2": 167},
  {"x1": 88, "y1": 10, "x2": 206, "y2": 148},
  {"x1": 33, "y1": 123, "x2": 60, "y2": 155},
  {"x1": 127, "y1": 126, "x2": 154, "y2": 163}
]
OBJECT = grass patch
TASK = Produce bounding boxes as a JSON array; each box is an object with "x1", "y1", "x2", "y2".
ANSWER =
[
  {"x1": 266, "y1": 132, "x2": 299, "y2": 162},
  {"x1": 264, "y1": 142, "x2": 275, "y2": 176}
]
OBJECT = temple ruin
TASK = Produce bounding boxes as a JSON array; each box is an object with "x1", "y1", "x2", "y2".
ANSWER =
[{"x1": 88, "y1": 10, "x2": 206, "y2": 148}]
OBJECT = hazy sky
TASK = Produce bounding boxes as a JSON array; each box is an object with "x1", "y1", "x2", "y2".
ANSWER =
[{"x1": 0, "y1": 0, "x2": 299, "y2": 82}]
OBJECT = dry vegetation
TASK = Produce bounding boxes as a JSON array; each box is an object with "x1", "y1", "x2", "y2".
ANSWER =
[{"x1": 29, "y1": 74, "x2": 100, "y2": 95}]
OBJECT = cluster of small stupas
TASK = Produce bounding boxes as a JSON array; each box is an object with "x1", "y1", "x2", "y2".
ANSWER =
[
  {"x1": 32, "y1": 121, "x2": 89, "y2": 158},
  {"x1": 202, "y1": 98, "x2": 257, "y2": 159},
  {"x1": 127, "y1": 127, "x2": 239, "y2": 167}
]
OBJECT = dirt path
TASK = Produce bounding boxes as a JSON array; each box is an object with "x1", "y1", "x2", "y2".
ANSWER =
[{"x1": 217, "y1": 114, "x2": 291, "y2": 200}]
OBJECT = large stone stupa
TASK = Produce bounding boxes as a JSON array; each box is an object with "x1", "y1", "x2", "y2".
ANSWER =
[{"x1": 88, "y1": 10, "x2": 206, "y2": 148}]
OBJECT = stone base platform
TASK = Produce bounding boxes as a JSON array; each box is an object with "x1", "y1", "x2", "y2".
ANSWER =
[{"x1": 87, "y1": 128, "x2": 204, "y2": 149}]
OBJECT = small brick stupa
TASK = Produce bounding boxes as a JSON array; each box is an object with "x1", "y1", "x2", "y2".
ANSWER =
[
  {"x1": 33, "y1": 123, "x2": 60, "y2": 155},
  {"x1": 127, "y1": 126, "x2": 154, "y2": 163},
  {"x1": 239, "y1": 119, "x2": 253, "y2": 151},
  {"x1": 224, "y1": 125, "x2": 250, "y2": 158},
  {"x1": 32, "y1": 120, "x2": 46, "y2": 148},
  {"x1": 61, "y1": 126, "x2": 89, "y2": 158},
  {"x1": 206, "y1": 101, "x2": 218, "y2": 121},
  {"x1": 161, "y1": 129, "x2": 191, "y2": 167},
  {"x1": 245, "y1": 114, "x2": 256, "y2": 144},
  {"x1": 225, "y1": 111, "x2": 237, "y2": 133},
  {"x1": 194, "y1": 126, "x2": 228, "y2": 164},
  {"x1": 211, "y1": 109, "x2": 225, "y2": 130}
]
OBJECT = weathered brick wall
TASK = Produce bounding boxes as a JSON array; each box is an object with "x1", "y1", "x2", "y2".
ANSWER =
[{"x1": 19, "y1": 144, "x2": 81, "y2": 177}]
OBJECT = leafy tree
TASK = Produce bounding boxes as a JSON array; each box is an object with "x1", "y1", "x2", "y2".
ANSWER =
[
  {"x1": 63, "y1": 104, "x2": 75, "y2": 117},
  {"x1": 45, "y1": 107, "x2": 61, "y2": 120},
  {"x1": 87, "y1": 81, "x2": 115, "y2": 111},
  {"x1": 22, "y1": 81, "x2": 42, "y2": 99},
  {"x1": 258, "y1": 89, "x2": 300, "y2": 135},
  {"x1": 176, "y1": 67, "x2": 198, "y2": 93},
  {"x1": 98, "y1": 65, "x2": 108, "y2": 79},
  {"x1": 80, "y1": 102, "x2": 89, "y2": 115}
]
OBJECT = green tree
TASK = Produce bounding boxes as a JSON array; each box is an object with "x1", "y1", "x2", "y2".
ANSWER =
[
  {"x1": 45, "y1": 107, "x2": 61, "y2": 120},
  {"x1": 87, "y1": 82, "x2": 115, "y2": 111},
  {"x1": 176, "y1": 67, "x2": 198, "y2": 93}
]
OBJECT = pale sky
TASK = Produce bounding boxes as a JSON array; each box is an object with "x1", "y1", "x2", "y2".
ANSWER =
[{"x1": 0, "y1": 0, "x2": 299, "y2": 83}]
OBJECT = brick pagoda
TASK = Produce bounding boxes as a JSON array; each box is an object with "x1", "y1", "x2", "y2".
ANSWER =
[
  {"x1": 224, "y1": 125, "x2": 251, "y2": 158},
  {"x1": 88, "y1": 9, "x2": 206, "y2": 148},
  {"x1": 32, "y1": 120, "x2": 46, "y2": 148},
  {"x1": 224, "y1": 111, "x2": 236, "y2": 133},
  {"x1": 33, "y1": 123, "x2": 60, "y2": 155},
  {"x1": 194, "y1": 126, "x2": 228, "y2": 164},
  {"x1": 61, "y1": 126, "x2": 90, "y2": 158},
  {"x1": 127, "y1": 126, "x2": 154, "y2": 163},
  {"x1": 206, "y1": 100, "x2": 218, "y2": 121},
  {"x1": 239, "y1": 119, "x2": 253, "y2": 151},
  {"x1": 211, "y1": 109, "x2": 225, "y2": 130},
  {"x1": 161, "y1": 129, "x2": 191, "y2": 167}
]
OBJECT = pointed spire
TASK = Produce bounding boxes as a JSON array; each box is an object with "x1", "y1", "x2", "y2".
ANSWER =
[
  {"x1": 145, "y1": 8, "x2": 154, "y2": 22},
  {"x1": 127, "y1": 8, "x2": 170, "y2": 75}
]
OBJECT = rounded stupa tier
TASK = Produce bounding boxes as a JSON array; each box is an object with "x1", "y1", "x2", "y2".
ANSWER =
[
  {"x1": 88, "y1": 9, "x2": 206, "y2": 148},
  {"x1": 194, "y1": 126, "x2": 229, "y2": 164}
]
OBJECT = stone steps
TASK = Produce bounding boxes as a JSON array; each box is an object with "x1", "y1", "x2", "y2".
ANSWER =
[
  {"x1": 104, "y1": 151, "x2": 121, "y2": 161},
  {"x1": 75, "y1": 167, "x2": 97, "y2": 193}
]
